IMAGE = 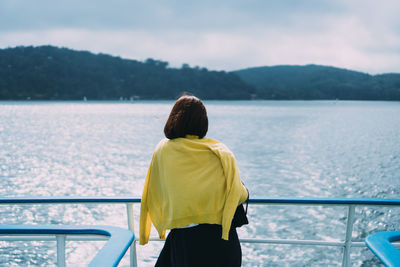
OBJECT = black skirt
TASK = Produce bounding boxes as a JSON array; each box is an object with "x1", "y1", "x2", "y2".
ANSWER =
[{"x1": 155, "y1": 224, "x2": 242, "y2": 267}]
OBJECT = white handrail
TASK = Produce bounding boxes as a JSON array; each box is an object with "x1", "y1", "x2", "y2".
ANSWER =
[
  {"x1": 126, "y1": 203, "x2": 138, "y2": 267},
  {"x1": 342, "y1": 205, "x2": 355, "y2": 267},
  {"x1": 1, "y1": 197, "x2": 400, "y2": 266},
  {"x1": 0, "y1": 225, "x2": 134, "y2": 267},
  {"x1": 56, "y1": 235, "x2": 66, "y2": 267}
]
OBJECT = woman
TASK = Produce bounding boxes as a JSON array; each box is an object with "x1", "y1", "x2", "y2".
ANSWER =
[{"x1": 140, "y1": 95, "x2": 248, "y2": 267}]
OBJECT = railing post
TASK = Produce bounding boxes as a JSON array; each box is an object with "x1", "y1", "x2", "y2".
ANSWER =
[
  {"x1": 127, "y1": 203, "x2": 138, "y2": 267},
  {"x1": 56, "y1": 235, "x2": 66, "y2": 267},
  {"x1": 342, "y1": 205, "x2": 355, "y2": 267}
]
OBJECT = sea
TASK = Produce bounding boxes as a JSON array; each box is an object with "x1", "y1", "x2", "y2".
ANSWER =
[{"x1": 0, "y1": 100, "x2": 399, "y2": 266}]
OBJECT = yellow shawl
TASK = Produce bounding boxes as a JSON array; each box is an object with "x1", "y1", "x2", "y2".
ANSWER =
[{"x1": 139, "y1": 136, "x2": 248, "y2": 245}]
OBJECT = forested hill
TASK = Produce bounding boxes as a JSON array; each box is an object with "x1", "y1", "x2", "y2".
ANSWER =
[
  {"x1": 234, "y1": 65, "x2": 400, "y2": 100},
  {"x1": 1, "y1": 46, "x2": 400, "y2": 100},
  {"x1": 0, "y1": 46, "x2": 254, "y2": 100}
]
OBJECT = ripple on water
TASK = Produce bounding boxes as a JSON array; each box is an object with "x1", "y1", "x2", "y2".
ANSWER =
[{"x1": 1, "y1": 101, "x2": 399, "y2": 266}]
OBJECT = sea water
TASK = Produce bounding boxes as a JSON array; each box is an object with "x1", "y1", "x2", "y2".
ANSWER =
[{"x1": 0, "y1": 100, "x2": 399, "y2": 266}]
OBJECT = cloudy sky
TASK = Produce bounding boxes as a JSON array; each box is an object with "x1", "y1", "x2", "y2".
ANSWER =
[{"x1": 1, "y1": 0, "x2": 399, "y2": 74}]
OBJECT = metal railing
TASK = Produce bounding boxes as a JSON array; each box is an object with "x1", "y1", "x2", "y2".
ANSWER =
[
  {"x1": 1, "y1": 197, "x2": 400, "y2": 266},
  {"x1": 365, "y1": 231, "x2": 400, "y2": 267},
  {"x1": 0, "y1": 225, "x2": 134, "y2": 267}
]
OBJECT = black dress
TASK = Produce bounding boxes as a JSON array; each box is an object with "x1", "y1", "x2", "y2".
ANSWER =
[{"x1": 155, "y1": 224, "x2": 242, "y2": 267}]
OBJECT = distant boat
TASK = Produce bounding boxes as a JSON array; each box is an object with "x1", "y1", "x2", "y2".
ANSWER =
[{"x1": 83, "y1": 96, "x2": 87, "y2": 101}]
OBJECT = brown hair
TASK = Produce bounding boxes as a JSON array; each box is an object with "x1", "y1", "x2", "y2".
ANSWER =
[{"x1": 164, "y1": 95, "x2": 208, "y2": 139}]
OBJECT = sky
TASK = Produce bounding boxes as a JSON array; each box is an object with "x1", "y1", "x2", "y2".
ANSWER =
[{"x1": 1, "y1": 0, "x2": 399, "y2": 74}]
